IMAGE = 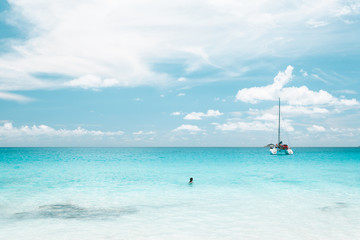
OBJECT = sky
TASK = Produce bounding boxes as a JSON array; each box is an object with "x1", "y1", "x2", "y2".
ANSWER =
[{"x1": 0, "y1": 0, "x2": 359, "y2": 147}]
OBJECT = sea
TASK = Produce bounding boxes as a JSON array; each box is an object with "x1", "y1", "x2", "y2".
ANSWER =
[{"x1": 1, "y1": 147, "x2": 360, "y2": 240}]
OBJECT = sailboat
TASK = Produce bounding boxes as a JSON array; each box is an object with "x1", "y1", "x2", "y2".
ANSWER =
[{"x1": 269, "y1": 98, "x2": 293, "y2": 155}]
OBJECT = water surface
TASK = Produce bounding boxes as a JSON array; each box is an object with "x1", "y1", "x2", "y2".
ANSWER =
[{"x1": 1, "y1": 147, "x2": 359, "y2": 239}]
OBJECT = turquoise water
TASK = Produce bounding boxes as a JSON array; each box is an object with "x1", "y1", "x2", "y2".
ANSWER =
[{"x1": 1, "y1": 147, "x2": 360, "y2": 239}]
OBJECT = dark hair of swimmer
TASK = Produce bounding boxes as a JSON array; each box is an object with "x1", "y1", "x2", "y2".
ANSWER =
[{"x1": 189, "y1": 177, "x2": 193, "y2": 183}]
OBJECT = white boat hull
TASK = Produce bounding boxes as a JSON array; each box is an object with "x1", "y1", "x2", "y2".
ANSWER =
[
  {"x1": 270, "y1": 148, "x2": 293, "y2": 155},
  {"x1": 270, "y1": 148, "x2": 277, "y2": 155}
]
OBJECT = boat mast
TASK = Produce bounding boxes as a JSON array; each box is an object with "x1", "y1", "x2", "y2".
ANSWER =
[{"x1": 278, "y1": 97, "x2": 280, "y2": 144}]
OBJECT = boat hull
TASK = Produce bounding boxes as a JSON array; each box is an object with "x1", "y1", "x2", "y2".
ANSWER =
[{"x1": 270, "y1": 148, "x2": 293, "y2": 155}]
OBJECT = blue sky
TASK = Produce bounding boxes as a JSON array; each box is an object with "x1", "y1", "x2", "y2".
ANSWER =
[{"x1": 0, "y1": 0, "x2": 359, "y2": 147}]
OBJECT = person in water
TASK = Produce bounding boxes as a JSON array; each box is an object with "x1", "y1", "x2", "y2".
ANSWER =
[{"x1": 189, "y1": 177, "x2": 193, "y2": 183}]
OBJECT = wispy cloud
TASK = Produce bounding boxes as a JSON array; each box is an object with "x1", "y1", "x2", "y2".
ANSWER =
[
  {"x1": 214, "y1": 119, "x2": 294, "y2": 132},
  {"x1": 331, "y1": 127, "x2": 360, "y2": 133},
  {"x1": 0, "y1": 1, "x2": 359, "y2": 91},
  {"x1": 334, "y1": 89, "x2": 357, "y2": 94},
  {"x1": 311, "y1": 74, "x2": 330, "y2": 84},
  {"x1": 335, "y1": 3, "x2": 360, "y2": 16},
  {"x1": 307, "y1": 20, "x2": 328, "y2": 28},
  {"x1": 0, "y1": 92, "x2": 33, "y2": 102},
  {"x1": 132, "y1": 130, "x2": 156, "y2": 135}
]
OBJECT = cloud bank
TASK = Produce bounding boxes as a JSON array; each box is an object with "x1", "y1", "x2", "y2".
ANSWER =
[
  {"x1": 0, "y1": 123, "x2": 124, "y2": 137},
  {"x1": 236, "y1": 65, "x2": 359, "y2": 106}
]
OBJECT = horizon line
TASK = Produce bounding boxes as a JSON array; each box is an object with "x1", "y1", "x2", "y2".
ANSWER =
[{"x1": 0, "y1": 146, "x2": 359, "y2": 148}]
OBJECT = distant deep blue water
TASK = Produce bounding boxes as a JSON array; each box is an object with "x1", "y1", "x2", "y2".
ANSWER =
[{"x1": 1, "y1": 147, "x2": 360, "y2": 239}]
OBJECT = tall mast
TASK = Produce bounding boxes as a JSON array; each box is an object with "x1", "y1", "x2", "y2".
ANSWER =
[{"x1": 278, "y1": 97, "x2": 280, "y2": 144}]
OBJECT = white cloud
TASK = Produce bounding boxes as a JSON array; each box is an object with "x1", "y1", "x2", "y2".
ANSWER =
[
  {"x1": 1, "y1": 1, "x2": 359, "y2": 91},
  {"x1": 214, "y1": 97, "x2": 227, "y2": 102},
  {"x1": 184, "y1": 109, "x2": 223, "y2": 120},
  {"x1": 250, "y1": 105, "x2": 329, "y2": 117},
  {"x1": 177, "y1": 77, "x2": 187, "y2": 82},
  {"x1": 64, "y1": 75, "x2": 120, "y2": 90},
  {"x1": 215, "y1": 119, "x2": 294, "y2": 132},
  {"x1": 255, "y1": 113, "x2": 277, "y2": 121},
  {"x1": 300, "y1": 69, "x2": 308, "y2": 77},
  {"x1": 132, "y1": 130, "x2": 156, "y2": 135},
  {"x1": 330, "y1": 127, "x2": 360, "y2": 133},
  {"x1": 134, "y1": 98, "x2": 142, "y2": 101},
  {"x1": 236, "y1": 65, "x2": 294, "y2": 104},
  {"x1": 0, "y1": 123, "x2": 124, "y2": 137},
  {"x1": 335, "y1": 3, "x2": 360, "y2": 16},
  {"x1": 307, "y1": 125, "x2": 326, "y2": 132},
  {"x1": 282, "y1": 87, "x2": 335, "y2": 105},
  {"x1": 236, "y1": 65, "x2": 359, "y2": 107},
  {"x1": 215, "y1": 121, "x2": 274, "y2": 132},
  {"x1": 177, "y1": 93, "x2": 186, "y2": 97},
  {"x1": 172, "y1": 124, "x2": 202, "y2": 133},
  {"x1": 0, "y1": 92, "x2": 33, "y2": 102},
  {"x1": 338, "y1": 98, "x2": 359, "y2": 106},
  {"x1": 229, "y1": 112, "x2": 242, "y2": 117},
  {"x1": 171, "y1": 112, "x2": 181, "y2": 116},
  {"x1": 281, "y1": 105, "x2": 329, "y2": 115},
  {"x1": 307, "y1": 20, "x2": 328, "y2": 28}
]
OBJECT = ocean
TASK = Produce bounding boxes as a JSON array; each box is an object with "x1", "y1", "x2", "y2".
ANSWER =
[{"x1": 1, "y1": 147, "x2": 360, "y2": 239}]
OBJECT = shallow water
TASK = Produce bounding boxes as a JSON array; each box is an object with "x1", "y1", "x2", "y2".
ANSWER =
[{"x1": 1, "y1": 147, "x2": 360, "y2": 239}]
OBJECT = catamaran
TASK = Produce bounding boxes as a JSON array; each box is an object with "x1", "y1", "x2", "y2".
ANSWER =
[{"x1": 268, "y1": 98, "x2": 293, "y2": 155}]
